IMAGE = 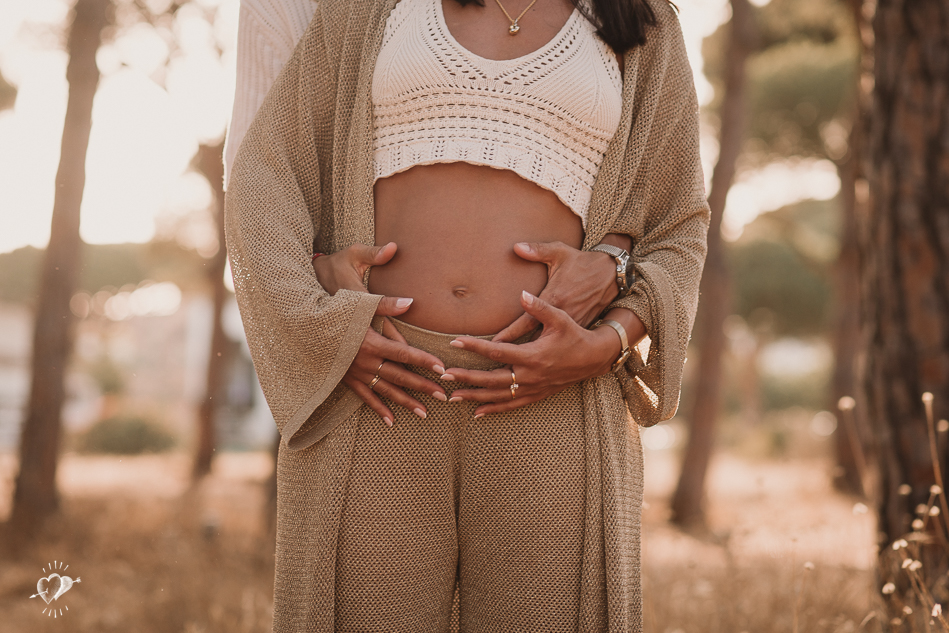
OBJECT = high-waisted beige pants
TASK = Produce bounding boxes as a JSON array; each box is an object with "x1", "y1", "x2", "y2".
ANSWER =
[{"x1": 333, "y1": 318, "x2": 589, "y2": 632}]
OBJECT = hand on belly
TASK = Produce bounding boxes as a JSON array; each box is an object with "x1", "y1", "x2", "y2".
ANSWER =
[{"x1": 371, "y1": 163, "x2": 584, "y2": 335}]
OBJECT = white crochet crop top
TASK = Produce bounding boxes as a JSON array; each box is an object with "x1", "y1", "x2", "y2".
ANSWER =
[{"x1": 371, "y1": 0, "x2": 624, "y2": 226}]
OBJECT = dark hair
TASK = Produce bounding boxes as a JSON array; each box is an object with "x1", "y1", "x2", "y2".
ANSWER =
[{"x1": 452, "y1": 0, "x2": 666, "y2": 54}]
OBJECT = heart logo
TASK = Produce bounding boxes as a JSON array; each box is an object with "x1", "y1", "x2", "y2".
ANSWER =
[
  {"x1": 52, "y1": 575, "x2": 74, "y2": 601},
  {"x1": 36, "y1": 575, "x2": 57, "y2": 605},
  {"x1": 36, "y1": 574, "x2": 75, "y2": 603}
]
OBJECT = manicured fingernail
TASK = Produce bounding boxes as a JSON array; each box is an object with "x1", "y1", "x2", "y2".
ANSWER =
[
  {"x1": 433, "y1": 364, "x2": 446, "y2": 374},
  {"x1": 383, "y1": 416, "x2": 393, "y2": 427},
  {"x1": 413, "y1": 407, "x2": 427, "y2": 419},
  {"x1": 522, "y1": 290, "x2": 534, "y2": 305},
  {"x1": 450, "y1": 339, "x2": 464, "y2": 348},
  {"x1": 473, "y1": 413, "x2": 484, "y2": 419},
  {"x1": 433, "y1": 391, "x2": 447, "y2": 401},
  {"x1": 449, "y1": 396, "x2": 463, "y2": 403},
  {"x1": 396, "y1": 298, "x2": 413, "y2": 308},
  {"x1": 440, "y1": 374, "x2": 455, "y2": 381},
  {"x1": 516, "y1": 242, "x2": 532, "y2": 253}
]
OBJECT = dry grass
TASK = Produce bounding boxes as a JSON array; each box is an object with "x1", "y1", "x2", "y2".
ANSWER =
[
  {"x1": 0, "y1": 449, "x2": 887, "y2": 632},
  {"x1": 0, "y1": 453, "x2": 276, "y2": 632},
  {"x1": 642, "y1": 450, "x2": 881, "y2": 633}
]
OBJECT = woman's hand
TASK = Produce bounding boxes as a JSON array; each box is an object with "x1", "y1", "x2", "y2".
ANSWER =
[
  {"x1": 311, "y1": 242, "x2": 448, "y2": 426},
  {"x1": 492, "y1": 234, "x2": 632, "y2": 343},
  {"x1": 442, "y1": 291, "x2": 638, "y2": 417},
  {"x1": 341, "y1": 297, "x2": 448, "y2": 427},
  {"x1": 312, "y1": 242, "x2": 397, "y2": 295}
]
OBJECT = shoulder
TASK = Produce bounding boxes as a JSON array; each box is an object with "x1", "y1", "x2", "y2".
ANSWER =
[
  {"x1": 645, "y1": 0, "x2": 687, "y2": 52},
  {"x1": 622, "y1": 0, "x2": 690, "y2": 79},
  {"x1": 241, "y1": 0, "x2": 318, "y2": 49}
]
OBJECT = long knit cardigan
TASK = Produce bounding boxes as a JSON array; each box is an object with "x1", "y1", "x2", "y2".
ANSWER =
[{"x1": 224, "y1": 1, "x2": 709, "y2": 630}]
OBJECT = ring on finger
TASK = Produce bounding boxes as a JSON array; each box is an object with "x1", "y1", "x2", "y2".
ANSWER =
[
  {"x1": 367, "y1": 360, "x2": 386, "y2": 391},
  {"x1": 510, "y1": 368, "x2": 517, "y2": 386},
  {"x1": 510, "y1": 382, "x2": 519, "y2": 400}
]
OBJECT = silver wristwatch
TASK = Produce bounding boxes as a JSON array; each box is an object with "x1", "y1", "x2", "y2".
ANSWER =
[{"x1": 590, "y1": 244, "x2": 636, "y2": 299}]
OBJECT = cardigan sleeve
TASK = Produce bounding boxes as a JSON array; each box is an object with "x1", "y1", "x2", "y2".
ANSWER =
[
  {"x1": 223, "y1": 0, "x2": 318, "y2": 190},
  {"x1": 224, "y1": 6, "x2": 381, "y2": 452},
  {"x1": 604, "y1": 4, "x2": 710, "y2": 426}
]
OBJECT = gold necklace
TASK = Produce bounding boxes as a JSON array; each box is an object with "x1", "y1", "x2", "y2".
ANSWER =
[{"x1": 493, "y1": 0, "x2": 540, "y2": 35}]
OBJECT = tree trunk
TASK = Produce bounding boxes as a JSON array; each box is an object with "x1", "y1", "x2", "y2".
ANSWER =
[
  {"x1": 8, "y1": 0, "x2": 112, "y2": 539},
  {"x1": 831, "y1": 0, "x2": 874, "y2": 498},
  {"x1": 192, "y1": 141, "x2": 228, "y2": 480},
  {"x1": 670, "y1": 0, "x2": 756, "y2": 529},
  {"x1": 862, "y1": 0, "x2": 949, "y2": 625},
  {"x1": 832, "y1": 152, "x2": 868, "y2": 496}
]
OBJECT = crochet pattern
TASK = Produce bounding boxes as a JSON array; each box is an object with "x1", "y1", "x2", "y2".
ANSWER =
[{"x1": 371, "y1": 0, "x2": 624, "y2": 225}]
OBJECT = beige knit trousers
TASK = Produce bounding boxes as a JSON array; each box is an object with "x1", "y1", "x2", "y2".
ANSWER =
[{"x1": 333, "y1": 318, "x2": 592, "y2": 632}]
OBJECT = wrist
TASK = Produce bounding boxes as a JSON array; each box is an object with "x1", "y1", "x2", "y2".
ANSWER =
[
  {"x1": 600, "y1": 233, "x2": 632, "y2": 253},
  {"x1": 590, "y1": 240, "x2": 635, "y2": 300},
  {"x1": 590, "y1": 324, "x2": 623, "y2": 375},
  {"x1": 603, "y1": 307, "x2": 646, "y2": 346}
]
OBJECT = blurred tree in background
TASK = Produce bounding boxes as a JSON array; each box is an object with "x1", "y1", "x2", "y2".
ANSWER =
[
  {"x1": 861, "y1": 0, "x2": 949, "y2": 625},
  {"x1": 736, "y1": 0, "x2": 864, "y2": 495},
  {"x1": 673, "y1": 0, "x2": 859, "y2": 527},
  {"x1": 9, "y1": 0, "x2": 115, "y2": 540},
  {"x1": 5, "y1": 0, "x2": 231, "y2": 541},
  {"x1": 670, "y1": 0, "x2": 756, "y2": 529},
  {"x1": 191, "y1": 140, "x2": 227, "y2": 481}
]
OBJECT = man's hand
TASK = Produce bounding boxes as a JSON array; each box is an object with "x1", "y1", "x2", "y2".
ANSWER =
[
  {"x1": 312, "y1": 242, "x2": 448, "y2": 426},
  {"x1": 492, "y1": 240, "x2": 625, "y2": 342},
  {"x1": 312, "y1": 242, "x2": 397, "y2": 295}
]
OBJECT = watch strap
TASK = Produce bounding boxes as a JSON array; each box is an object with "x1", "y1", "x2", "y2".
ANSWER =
[{"x1": 590, "y1": 244, "x2": 632, "y2": 298}]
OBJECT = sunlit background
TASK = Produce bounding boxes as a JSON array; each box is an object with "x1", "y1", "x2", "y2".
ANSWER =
[
  {"x1": 0, "y1": 0, "x2": 884, "y2": 630},
  {"x1": 0, "y1": 0, "x2": 846, "y2": 449},
  {"x1": 0, "y1": 0, "x2": 840, "y2": 255}
]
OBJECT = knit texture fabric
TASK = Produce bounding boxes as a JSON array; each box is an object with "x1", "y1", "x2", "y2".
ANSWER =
[
  {"x1": 333, "y1": 319, "x2": 595, "y2": 632},
  {"x1": 371, "y1": 0, "x2": 623, "y2": 225},
  {"x1": 224, "y1": 0, "x2": 709, "y2": 630}
]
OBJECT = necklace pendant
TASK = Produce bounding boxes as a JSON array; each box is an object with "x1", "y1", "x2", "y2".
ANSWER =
[{"x1": 508, "y1": 21, "x2": 520, "y2": 35}]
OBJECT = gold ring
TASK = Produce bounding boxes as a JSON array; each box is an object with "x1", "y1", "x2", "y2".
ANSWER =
[
  {"x1": 368, "y1": 375, "x2": 382, "y2": 390},
  {"x1": 376, "y1": 360, "x2": 386, "y2": 374},
  {"x1": 510, "y1": 383, "x2": 519, "y2": 400},
  {"x1": 510, "y1": 368, "x2": 517, "y2": 385}
]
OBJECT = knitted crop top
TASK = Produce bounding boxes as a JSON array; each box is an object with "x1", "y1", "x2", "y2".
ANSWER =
[{"x1": 371, "y1": 0, "x2": 624, "y2": 226}]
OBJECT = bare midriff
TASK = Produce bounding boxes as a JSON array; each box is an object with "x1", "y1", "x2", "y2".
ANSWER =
[{"x1": 369, "y1": 162, "x2": 583, "y2": 335}]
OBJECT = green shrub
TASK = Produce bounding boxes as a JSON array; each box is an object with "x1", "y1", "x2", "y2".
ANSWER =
[
  {"x1": 761, "y1": 370, "x2": 830, "y2": 411},
  {"x1": 78, "y1": 415, "x2": 177, "y2": 455}
]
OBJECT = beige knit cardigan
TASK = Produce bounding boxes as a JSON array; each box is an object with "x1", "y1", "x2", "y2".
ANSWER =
[{"x1": 225, "y1": 0, "x2": 709, "y2": 629}]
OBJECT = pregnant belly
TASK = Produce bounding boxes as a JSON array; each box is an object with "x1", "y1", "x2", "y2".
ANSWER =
[{"x1": 368, "y1": 163, "x2": 584, "y2": 335}]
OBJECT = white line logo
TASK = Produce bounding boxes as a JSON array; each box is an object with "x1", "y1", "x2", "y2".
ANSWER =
[{"x1": 29, "y1": 560, "x2": 81, "y2": 618}]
